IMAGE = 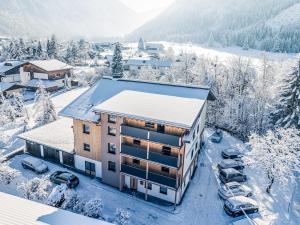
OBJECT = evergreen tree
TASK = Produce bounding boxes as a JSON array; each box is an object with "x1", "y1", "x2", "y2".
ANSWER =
[
  {"x1": 47, "y1": 35, "x2": 57, "y2": 58},
  {"x1": 271, "y1": 59, "x2": 300, "y2": 129},
  {"x1": 138, "y1": 38, "x2": 145, "y2": 51},
  {"x1": 111, "y1": 42, "x2": 123, "y2": 78},
  {"x1": 242, "y1": 36, "x2": 249, "y2": 50},
  {"x1": 36, "y1": 41, "x2": 43, "y2": 59}
]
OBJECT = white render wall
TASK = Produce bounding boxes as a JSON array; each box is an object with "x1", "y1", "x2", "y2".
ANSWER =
[
  {"x1": 1, "y1": 74, "x2": 20, "y2": 82},
  {"x1": 33, "y1": 73, "x2": 49, "y2": 80},
  {"x1": 74, "y1": 155, "x2": 102, "y2": 178}
]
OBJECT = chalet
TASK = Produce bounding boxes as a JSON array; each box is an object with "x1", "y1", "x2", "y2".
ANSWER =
[
  {"x1": 19, "y1": 77, "x2": 215, "y2": 205},
  {"x1": 0, "y1": 60, "x2": 27, "y2": 83},
  {"x1": 145, "y1": 42, "x2": 165, "y2": 54},
  {"x1": 124, "y1": 57, "x2": 172, "y2": 73},
  {"x1": 20, "y1": 59, "x2": 73, "y2": 91}
]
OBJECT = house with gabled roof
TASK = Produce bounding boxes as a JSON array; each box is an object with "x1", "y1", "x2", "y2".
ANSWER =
[{"x1": 19, "y1": 76, "x2": 215, "y2": 205}]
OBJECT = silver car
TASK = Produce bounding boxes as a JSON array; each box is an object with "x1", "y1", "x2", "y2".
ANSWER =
[
  {"x1": 218, "y1": 182, "x2": 252, "y2": 199},
  {"x1": 21, "y1": 156, "x2": 48, "y2": 174}
]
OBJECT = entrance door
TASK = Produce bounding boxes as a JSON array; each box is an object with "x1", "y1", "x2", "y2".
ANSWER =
[
  {"x1": 130, "y1": 177, "x2": 138, "y2": 190},
  {"x1": 157, "y1": 124, "x2": 165, "y2": 133},
  {"x1": 85, "y1": 161, "x2": 96, "y2": 176}
]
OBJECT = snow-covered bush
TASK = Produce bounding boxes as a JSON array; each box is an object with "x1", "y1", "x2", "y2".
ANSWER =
[
  {"x1": 61, "y1": 188, "x2": 81, "y2": 211},
  {"x1": 46, "y1": 184, "x2": 68, "y2": 207},
  {"x1": 17, "y1": 176, "x2": 52, "y2": 202},
  {"x1": 0, "y1": 163, "x2": 20, "y2": 184},
  {"x1": 245, "y1": 128, "x2": 300, "y2": 193},
  {"x1": 84, "y1": 198, "x2": 104, "y2": 219},
  {"x1": 114, "y1": 208, "x2": 130, "y2": 225}
]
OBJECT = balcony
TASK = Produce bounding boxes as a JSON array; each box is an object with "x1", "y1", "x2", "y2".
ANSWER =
[
  {"x1": 148, "y1": 151, "x2": 178, "y2": 168},
  {"x1": 148, "y1": 171, "x2": 177, "y2": 188},
  {"x1": 121, "y1": 124, "x2": 182, "y2": 147},
  {"x1": 121, "y1": 164, "x2": 146, "y2": 179},
  {"x1": 121, "y1": 144, "x2": 147, "y2": 160}
]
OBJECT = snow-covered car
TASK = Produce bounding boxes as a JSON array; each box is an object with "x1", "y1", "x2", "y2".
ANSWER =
[
  {"x1": 50, "y1": 171, "x2": 79, "y2": 188},
  {"x1": 210, "y1": 129, "x2": 223, "y2": 143},
  {"x1": 218, "y1": 182, "x2": 252, "y2": 199},
  {"x1": 217, "y1": 159, "x2": 245, "y2": 171},
  {"x1": 221, "y1": 148, "x2": 242, "y2": 159},
  {"x1": 21, "y1": 156, "x2": 48, "y2": 174},
  {"x1": 219, "y1": 168, "x2": 247, "y2": 184},
  {"x1": 224, "y1": 196, "x2": 259, "y2": 217}
]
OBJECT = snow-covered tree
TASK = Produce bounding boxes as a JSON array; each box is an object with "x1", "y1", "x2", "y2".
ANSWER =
[
  {"x1": 114, "y1": 208, "x2": 130, "y2": 225},
  {"x1": 47, "y1": 35, "x2": 57, "y2": 58},
  {"x1": 61, "y1": 189, "x2": 81, "y2": 211},
  {"x1": 271, "y1": 59, "x2": 300, "y2": 129},
  {"x1": 111, "y1": 42, "x2": 123, "y2": 78},
  {"x1": 245, "y1": 128, "x2": 300, "y2": 194},
  {"x1": 17, "y1": 176, "x2": 52, "y2": 202},
  {"x1": 84, "y1": 198, "x2": 104, "y2": 219},
  {"x1": 36, "y1": 41, "x2": 43, "y2": 59},
  {"x1": 46, "y1": 184, "x2": 68, "y2": 207},
  {"x1": 208, "y1": 32, "x2": 215, "y2": 47},
  {"x1": 138, "y1": 38, "x2": 145, "y2": 51},
  {"x1": 0, "y1": 90, "x2": 18, "y2": 123},
  {"x1": 33, "y1": 82, "x2": 57, "y2": 127},
  {"x1": 0, "y1": 163, "x2": 20, "y2": 185}
]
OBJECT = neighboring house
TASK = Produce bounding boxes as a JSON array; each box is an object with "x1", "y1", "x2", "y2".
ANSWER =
[
  {"x1": 0, "y1": 83, "x2": 24, "y2": 97},
  {"x1": 0, "y1": 60, "x2": 27, "y2": 83},
  {"x1": 0, "y1": 192, "x2": 113, "y2": 225},
  {"x1": 124, "y1": 57, "x2": 172, "y2": 73},
  {"x1": 20, "y1": 59, "x2": 72, "y2": 91},
  {"x1": 19, "y1": 77, "x2": 215, "y2": 205},
  {"x1": 145, "y1": 42, "x2": 165, "y2": 54}
]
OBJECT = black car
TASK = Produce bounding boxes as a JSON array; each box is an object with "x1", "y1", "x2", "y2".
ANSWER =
[
  {"x1": 219, "y1": 168, "x2": 247, "y2": 184},
  {"x1": 224, "y1": 196, "x2": 259, "y2": 217},
  {"x1": 50, "y1": 171, "x2": 79, "y2": 188}
]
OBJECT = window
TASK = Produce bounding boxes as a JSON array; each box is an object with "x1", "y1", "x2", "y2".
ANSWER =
[
  {"x1": 190, "y1": 149, "x2": 194, "y2": 159},
  {"x1": 108, "y1": 161, "x2": 116, "y2": 172},
  {"x1": 133, "y1": 159, "x2": 140, "y2": 165},
  {"x1": 108, "y1": 143, "x2": 116, "y2": 154},
  {"x1": 192, "y1": 131, "x2": 196, "y2": 140},
  {"x1": 85, "y1": 161, "x2": 96, "y2": 176},
  {"x1": 145, "y1": 182, "x2": 152, "y2": 190},
  {"x1": 140, "y1": 180, "x2": 144, "y2": 185},
  {"x1": 145, "y1": 122, "x2": 155, "y2": 129},
  {"x1": 108, "y1": 126, "x2": 116, "y2": 136},
  {"x1": 162, "y1": 146, "x2": 171, "y2": 155},
  {"x1": 197, "y1": 124, "x2": 200, "y2": 133},
  {"x1": 161, "y1": 166, "x2": 169, "y2": 174},
  {"x1": 108, "y1": 115, "x2": 116, "y2": 124},
  {"x1": 133, "y1": 139, "x2": 141, "y2": 146},
  {"x1": 83, "y1": 143, "x2": 90, "y2": 151},
  {"x1": 160, "y1": 186, "x2": 168, "y2": 195},
  {"x1": 83, "y1": 124, "x2": 90, "y2": 134}
]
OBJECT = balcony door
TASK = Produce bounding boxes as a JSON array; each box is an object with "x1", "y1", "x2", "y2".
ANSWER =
[
  {"x1": 157, "y1": 124, "x2": 165, "y2": 133},
  {"x1": 130, "y1": 177, "x2": 138, "y2": 190}
]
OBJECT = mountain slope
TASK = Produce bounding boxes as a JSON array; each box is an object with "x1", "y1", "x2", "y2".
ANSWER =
[
  {"x1": 0, "y1": 0, "x2": 139, "y2": 38},
  {"x1": 130, "y1": 0, "x2": 300, "y2": 52}
]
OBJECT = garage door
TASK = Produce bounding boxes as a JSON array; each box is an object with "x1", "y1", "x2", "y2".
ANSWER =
[
  {"x1": 26, "y1": 141, "x2": 41, "y2": 157},
  {"x1": 62, "y1": 152, "x2": 75, "y2": 167},
  {"x1": 43, "y1": 146, "x2": 60, "y2": 164}
]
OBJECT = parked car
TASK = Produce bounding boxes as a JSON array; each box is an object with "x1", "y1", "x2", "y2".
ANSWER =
[
  {"x1": 217, "y1": 159, "x2": 245, "y2": 171},
  {"x1": 218, "y1": 182, "x2": 252, "y2": 199},
  {"x1": 224, "y1": 196, "x2": 259, "y2": 217},
  {"x1": 211, "y1": 129, "x2": 223, "y2": 143},
  {"x1": 21, "y1": 156, "x2": 48, "y2": 174},
  {"x1": 50, "y1": 171, "x2": 79, "y2": 188},
  {"x1": 222, "y1": 148, "x2": 242, "y2": 159},
  {"x1": 219, "y1": 168, "x2": 247, "y2": 184}
]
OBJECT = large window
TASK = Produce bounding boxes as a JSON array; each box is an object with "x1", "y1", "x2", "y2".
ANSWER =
[
  {"x1": 145, "y1": 182, "x2": 152, "y2": 190},
  {"x1": 108, "y1": 143, "x2": 116, "y2": 154},
  {"x1": 108, "y1": 126, "x2": 116, "y2": 136},
  {"x1": 160, "y1": 186, "x2": 168, "y2": 195},
  {"x1": 83, "y1": 143, "x2": 90, "y2": 151},
  {"x1": 85, "y1": 161, "x2": 96, "y2": 176},
  {"x1": 108, "y1": 161, "x2": 116, "y2": 172},
  {"x1": 108, "y1": 115, "x2": 116, "y2": 124},
  {"x1": 83, "y1": 124, "x2": 90, "y2": 134}
]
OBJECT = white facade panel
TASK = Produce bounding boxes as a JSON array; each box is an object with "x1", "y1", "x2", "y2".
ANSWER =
[
  {"x1": 74, "y1": 155, "x2": 102, "y2": 178},
  {"x1": 33, "y1": 73, "x2": 49, "y2": 80}
]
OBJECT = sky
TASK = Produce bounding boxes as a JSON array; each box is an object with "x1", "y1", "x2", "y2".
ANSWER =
[{"x1": 119, "y1": 0, "x2": 175, "y2": 13}]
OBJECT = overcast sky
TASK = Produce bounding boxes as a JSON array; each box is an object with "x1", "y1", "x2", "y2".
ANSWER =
[{"x1": 120, "y1": 0, "x2": 175, "y2": 13}]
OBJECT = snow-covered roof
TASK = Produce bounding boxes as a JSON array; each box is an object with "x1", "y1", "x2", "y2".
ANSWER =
[
  {"x1": 29, "y1": 59, "x2": 72, "y2": 72},
  {"x1": 126, "y1": 58, "x2": 172, "y2": 67},
  {"x1": 0, "y1": 83, "x2": 20, "y2": 92},
  {"x1": 59, "y1": 77, "x2": 214, "y2": 123},
  {"x1": 0, "y1": 192, "x2": 112, "y2": 225},
  {"x1": 26, "y1": 79, "x2": 60, "y2": 88},
  {"x1": 93, "y1": 90, "x2": 205, "y2": 128},
  {"x1": 0, "y1": 60, "x2": 26, "y2": 75},
  {"x1": 18, "y1": 118, "x2": 74, "y2": 153}
]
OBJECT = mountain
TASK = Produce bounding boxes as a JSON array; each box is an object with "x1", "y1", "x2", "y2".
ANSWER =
[
  {"x1": 130, "y1": 0, "x2": 300, "y2": 53},
  {"x1": 0, "y1": 0, "x2": 139, "y2": 39}
]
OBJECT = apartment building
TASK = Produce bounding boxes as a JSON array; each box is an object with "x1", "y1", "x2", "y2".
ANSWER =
[{"x1": 20, "y1": 77, "x2": 215, "y2": 205}]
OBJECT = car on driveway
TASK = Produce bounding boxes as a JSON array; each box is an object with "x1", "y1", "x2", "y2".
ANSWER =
[
  {"x1": 224, "y1": 196, "x2": 259, "y2": 217},
  {"x1": 211, "y1": 129, "x2": 223, "y2": 143},
  {"x1": 219, "y1": 168, "x2": 247, "y2": 184},
  {"x1": 217, "y1": 159, "x2": 245, "y2": 171},
  {"x1": 50, "y1": 171, "x2": 79, "y2": 188},
  {"x1": 21, "y1": 156, "x2": 48, "y2": 174},
  {"x1": 218, "y1": 182, "x2": 252, "y2": 199},
  {"x1": 222, "y1": 148, "x2": 242, "y2": 159}
]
